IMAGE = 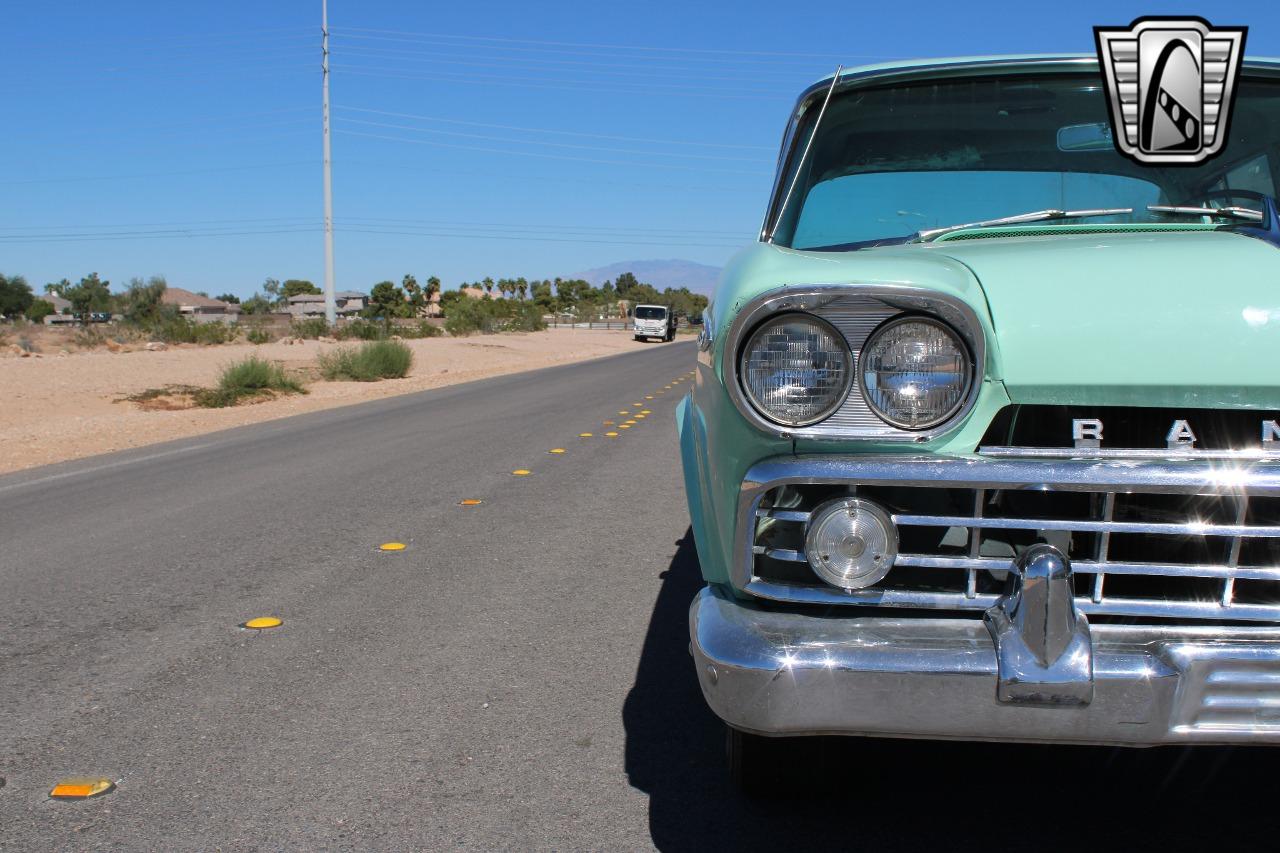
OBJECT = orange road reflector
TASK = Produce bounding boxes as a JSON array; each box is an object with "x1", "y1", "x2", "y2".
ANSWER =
[
  {"x1": 605, "y1": 431, "x2": 619, "y2": 437},
  {"x1": 549, "y1": 448, "x2": 566, "y2": 454},
  {"x1": 512, "y1": 469, "x2": 532, "y2": 476},
  {"x1": 379, "y1": 542, "x2": 407, "y2": 552},
  {"x1": 579, "y1": 432, "x2": 593, "y2": 438},
  {"x1": 242, "y1": 616, "x2": 283, "y2": 629},
  {"x1": 50, "y1": 779, "x2": 114, "y2": 800},
  {"x1": 459, "y1": 499, "x2": 483, "y2": 506}
]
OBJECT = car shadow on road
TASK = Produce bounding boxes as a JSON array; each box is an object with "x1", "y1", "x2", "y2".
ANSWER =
[{"x1": 623, "y1": 528, "x2": 1280, "y2": 853}]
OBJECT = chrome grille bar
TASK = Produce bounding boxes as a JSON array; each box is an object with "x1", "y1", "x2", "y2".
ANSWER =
[{"x1": 738, "y1": 455, "x2": 1280, "y2": 624}]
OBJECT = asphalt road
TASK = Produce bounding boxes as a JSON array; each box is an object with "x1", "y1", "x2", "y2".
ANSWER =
[{"x1": 2, "y1": 338, "x2": 1279, "y2": 850}]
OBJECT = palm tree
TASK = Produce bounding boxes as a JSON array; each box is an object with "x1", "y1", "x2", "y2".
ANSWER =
[
  {"x1": 482, "y1": 277, "x2": 494, "y2": 297},
  {"x1": 516, "y1": 278, "x2": 528, "y2": 300}
]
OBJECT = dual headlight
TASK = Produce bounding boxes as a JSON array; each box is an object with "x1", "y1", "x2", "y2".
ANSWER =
[{"x1": 738, "y1": 312, "x2": 972, "y2": 430}]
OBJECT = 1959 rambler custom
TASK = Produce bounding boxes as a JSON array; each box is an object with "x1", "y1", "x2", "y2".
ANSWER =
[{"x1": 677, "y1": 54, "x2": 1280, "y2": 786}]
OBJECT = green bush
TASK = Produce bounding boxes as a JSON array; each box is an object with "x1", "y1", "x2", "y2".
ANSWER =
[
  {"x1": 291, "y1": 318, "x2": 330, "y2": 339},
  {"x1": 403, "y1": 320, "x2": 442, "y2": 338},
  {"x1": 25, "y1": 299, "x2": 55, "y2": 323},
  {"x1": 245, "y1": 326, "x2": 272, "y2": 345},
  {"x1": 195, "y1": 355, "x2": 304, "y2": 407},
  {"x1": 145, "y1": 316, "x2": 236, "y2": 345},
  {"x1": 444, "y1": 298, "x2": 545, "y2": 337},
  {"x1": 318, "y1": 340, "x2": 413, "y2": 382},
  {"x1": 336, "y1": 318, "x2": 387, "y2": 341}
]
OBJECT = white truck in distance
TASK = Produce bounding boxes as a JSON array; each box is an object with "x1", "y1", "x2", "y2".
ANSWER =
[{"x1": 633, "y1": 304, "x2": 675, "y2": 342}]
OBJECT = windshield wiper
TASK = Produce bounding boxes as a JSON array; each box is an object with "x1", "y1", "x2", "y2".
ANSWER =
[
  {"x1": 916, "y1": 208, "x2": 1134, "y2": 242},
  {"x1": 1147, "y1": 204, "x2": 1264, "y2": 223}
]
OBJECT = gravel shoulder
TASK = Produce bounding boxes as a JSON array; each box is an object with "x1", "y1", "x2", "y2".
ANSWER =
[{"x1": 0, "y1": 328, "x2": 652, "y2": 474}]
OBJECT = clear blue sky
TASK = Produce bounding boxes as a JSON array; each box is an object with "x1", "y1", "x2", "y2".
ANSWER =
[{"x1": 2, "y1": 0, "x2": 1276, "y2": 298}]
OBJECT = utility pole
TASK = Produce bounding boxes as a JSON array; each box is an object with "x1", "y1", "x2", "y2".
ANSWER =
[{"x1": 321, "y1": 0, "x2": 336, "y2": 325}]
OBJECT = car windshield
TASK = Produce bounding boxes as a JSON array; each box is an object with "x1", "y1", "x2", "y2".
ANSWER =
[
  {"x1": 769, "y1": 72, "x2": 1280, "y2": 250},
  {"x1": 635, "y1": 306, "x2": 667, "y2": 319}
]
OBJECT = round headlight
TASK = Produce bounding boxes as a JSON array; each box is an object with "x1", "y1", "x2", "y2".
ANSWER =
[
  {"x1": 805, "y1": 498, "x2": 897, "y2": 590},
  {"x1": 738, "y1": 313, "x2": 851, "y2": 427},
  {"x1": 858, "y1": 316, "x2": 972, "y2": 430}
]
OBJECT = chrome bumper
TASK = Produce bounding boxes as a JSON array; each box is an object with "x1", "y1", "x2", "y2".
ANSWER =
[{"x1": 689, "y1": 584, "x2": 1280, "y2": 744}]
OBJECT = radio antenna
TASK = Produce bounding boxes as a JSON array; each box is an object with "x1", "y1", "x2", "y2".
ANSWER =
[{"x1": 768, "y1": 65, "x2": 842, "y2": 244}]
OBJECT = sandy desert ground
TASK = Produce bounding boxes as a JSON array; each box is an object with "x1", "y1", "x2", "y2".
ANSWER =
[{"x1": 0, "y1": 328, "x2": 655, "y2": 474}]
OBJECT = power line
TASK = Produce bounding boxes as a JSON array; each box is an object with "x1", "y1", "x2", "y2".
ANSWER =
[
  {"x1": 332, "y1": 66, "x2": 791, "y2": 100},
  {"x1": 335, "y1": 216, "x2": 750, "y2": 237},
  {"x1": 331, "y1": 26, "x2": 881, "y2": 60},
  {"x1": 330, "y1": 43, "x2": 823, "y2": 81},
  {"x1": 0, "y1": 160, "x2": 316, "y2": 186},
  {"x1": 332, "y1": 128, "x2": 769, "y2": 175},
  {"x1": 333, "y1": 117, "x2": 767, "y2": 162},
  {"x1": 336, "y1": 106, "x2": 773, "y2": 150}
]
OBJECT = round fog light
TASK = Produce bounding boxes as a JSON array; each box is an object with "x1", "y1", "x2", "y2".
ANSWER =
[{"x1": 805, "y1": 498, "x2": 897, "y2": 590}]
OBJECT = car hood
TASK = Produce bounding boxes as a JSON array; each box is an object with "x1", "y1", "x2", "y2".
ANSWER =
[{"x1": 928, "y1": 230, "x2": 1280, "y2": 408}]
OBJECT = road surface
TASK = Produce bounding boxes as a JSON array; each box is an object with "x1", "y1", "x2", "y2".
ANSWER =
[{"x1": 2, "y1": 339, "x2": 1278, "y2": 850}]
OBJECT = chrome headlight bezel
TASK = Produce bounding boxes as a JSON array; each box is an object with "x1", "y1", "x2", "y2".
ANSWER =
[
  {"x1": 857, "y1": 314, "x2": 975, "y2": 431},
  {"x1": 722, "y1": 284, "x2": 985, "y2": 441},
  {"x1": 737, "y1": 311, "x2": 853, "y2": 427}
]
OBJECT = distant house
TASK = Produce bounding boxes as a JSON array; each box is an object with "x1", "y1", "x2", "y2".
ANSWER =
[
  {"x1": 161, "y1": 288, "x2": 241, "y2": 324},
  {"x1": 286, "y1": 291, "x2": 368, "y2": 319},
  {"x1": 38, "y1": 294, "x2": 76, "y2": 324},
  {"x1": 460, "y1": 286, "x2": 493, "y2": 300}
]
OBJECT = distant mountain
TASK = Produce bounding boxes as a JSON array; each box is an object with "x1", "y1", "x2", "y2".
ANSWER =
[{"x1": 573, "y1": 259, "x2": 721, "y2": 296}]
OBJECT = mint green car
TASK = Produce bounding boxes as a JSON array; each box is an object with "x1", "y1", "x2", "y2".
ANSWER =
[{"x1": 678, "y1": 54, "x2": 1280, "y2": 787}]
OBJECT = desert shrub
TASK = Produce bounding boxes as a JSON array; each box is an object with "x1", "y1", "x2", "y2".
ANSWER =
[
  {"x1": 445, "y1": 298, "x2": 544, "y2": 336},
  {"x1": 15, "y1": 335, "x2": 35, "y2": 353},
  {"x1": 291, "y1": 318, "x2": 330, "y2": 339},
  {"x1": 400, "y1": 320, "x2": 442, "y2": 339},
  {"x1": 336, "y1": 318, "x2": 387, "y2": 341},
  {"x1": 246, "y1": 326, "x2": 272, "y2": 345},
  {"x1": 195, "y1": 355, "x2": 304, "y2": 407},
  {"x1": 73, "y1": 327, "x2": 107, "y2": 348},
  {"x1": 25, "y1": 299, "x2": 55, "y2": 323},
  {"x1": 318, "y1": 340, "x2": 413, "y2": 381},
  {"x1": 192, "y1": 321, "x2": 236, "y2": 345}
]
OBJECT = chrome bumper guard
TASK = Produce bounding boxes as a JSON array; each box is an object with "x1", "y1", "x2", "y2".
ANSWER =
[{"x1": 690, "y1": 585, "x2": 1280, "y2": 743}]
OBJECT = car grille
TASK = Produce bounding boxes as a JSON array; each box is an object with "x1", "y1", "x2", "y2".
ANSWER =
[{"x1": 740, "y1": 456, "x2": 1280, "y2": 623}]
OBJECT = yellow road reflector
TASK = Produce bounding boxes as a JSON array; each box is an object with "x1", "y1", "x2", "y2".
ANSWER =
[
  {"x1": 242, "y1": 616, "x2": 283, "y2": 629},
  {"x1": 50, "y1": 779, "x2": 114, "y2": 800},
  {"x1": 549, "y1": 448, "x2": 566, "y2": 454},
  {"x1": 619, "y1": 424, "x2": 632, "y2": 429},
  {"x1": 632, "y1": 402, "x2": 643, "y2": 406},
  {"x1": 634, "y1": 414, "x2": 646, "y2": 420},
  {"x1": 459, "y1": 499, "x2": 483, "y2": 506},
  {"x1": 664, "y1": 385, "x2": 672, "y2": 389},
  {"x1": 512, "y1": 469, "x2": 532, "y2": 476},
  {"x1": 640, "y1": 410, "x2": 651, "y2": 415},
  {"x1": 579, "y1": 432, "x2": 593, "y2": 438},
  {"x1": 618, "y1": 410, "x2": 630, "y2": 415},
  {"x1": 645, "y1": 395, "x2": 654, "y2": 399},
  {"x1": 603, "y1": 420, "x2": 615, "y2": 425},
  {"x1": 379, "y1": 542, "x2": 407, "y2": 552},
  {"x1": 605, "y1": 431, "x2": 619, "y2": 437},
  {"x1": 624, "y1": 420, "x2": 636, "y2": 425}
]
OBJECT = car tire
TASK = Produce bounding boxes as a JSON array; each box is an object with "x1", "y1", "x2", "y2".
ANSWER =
[
  {"x1": 726, "y1": 725, "x2": 781, "y2": 797},
  {"x1": 634, "y1": 335, "x2": 642, "y2": 342}
]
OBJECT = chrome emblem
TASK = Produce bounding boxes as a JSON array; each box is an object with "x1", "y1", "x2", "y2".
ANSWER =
[
  {"x1": 1094, "y1": 17, "x2": 1247, "y2": 165},
  {"x1": 1071, "y1": 418, "x2": 1280, "y2": 450}
]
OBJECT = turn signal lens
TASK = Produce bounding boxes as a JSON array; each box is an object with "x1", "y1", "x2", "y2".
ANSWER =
[
  {"x1": 859, "y1": 316, "x2": 971, "y2": 430},
  {"x1": 805, "y1": 498, "x2": 897, "y2": 590},
  {"x1": 739, "y1": 313, "x2": 851, "y2": 427}
]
